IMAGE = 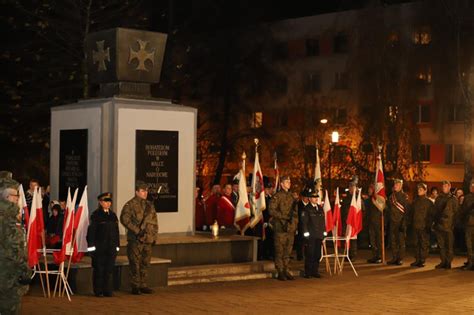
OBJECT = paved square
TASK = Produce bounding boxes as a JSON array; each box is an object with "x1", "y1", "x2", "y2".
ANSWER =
[{"x1": 22, "y1": 251, "x2": 474, "y2": 314}]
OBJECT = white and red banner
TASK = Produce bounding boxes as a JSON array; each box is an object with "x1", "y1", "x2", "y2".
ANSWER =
[
  {"x1": 274, "y1": 153, "x2": 280, "y2": 192},
  {"x1": 314, "y1": 147, "x2": 322, "y2": 202},
  {"x1": 250, "y1": 151, "x2": 266, "y2": 228},
  {"x1": 27, "y1": 187, "x2": 44, "y2": 268},
  {"x1": 333, "y1": 187, "x2": 342, "y2": 237},
  {"x1": 73, "y1": 186, "x2": 89, "y2": 263},
  {"x1": 54, "y1": 188, "x2": 78, "y2": 265},
  {"x1": 323, "y1": 190, "x2": 334, "y2": 233},
  {"x1": 355, "y1": 188, "x2": 363, "y2": 235},
  {"x1": 234, "y1": 169, "x2": 251, "y2": 234},
  {"x1": 373, "y1": 152, "x2": 387, "y2": 212},
  {"x1": 18, "y1": 184, "x2": 30, "y2": 230},
  {"x1": 345, "y1": 190, "x2": 358, "y2": 238}
]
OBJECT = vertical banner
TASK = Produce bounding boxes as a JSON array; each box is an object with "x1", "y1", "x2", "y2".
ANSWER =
[
  {"x1": 135, "y1": 130, "x2": 179, "y2": 213},
  {"x1": 59, "y1": 129, "x2": 88, "y2": 200}
]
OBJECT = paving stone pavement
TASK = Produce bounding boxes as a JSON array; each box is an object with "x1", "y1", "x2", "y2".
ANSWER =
[{"x1": 21, "y1": 251, "x2": 474, "y2": 315}]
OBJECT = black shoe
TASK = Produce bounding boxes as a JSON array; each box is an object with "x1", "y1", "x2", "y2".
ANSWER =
[
  {"x1": 367, "y1": 257, "x2": 380, "y2": 264},
  {"x1": 94, "y1": 292, "x2": 103, "y2": 297},
  {"x1": 387, "y1": 258, "x2": 398, "y2": 265},
  {"x1": 410, "y1": 261, "x2": 420, "y2": 267},
  {"x1": 103, "y1": 291, "x2": 114, "y2": 297},
  {"x1": 444, "y1": 263, "x2": 451, "y2": 269},
  {"x1": 132, "y1": 288, "x2": 141, "y2": 295},
  {"x1": 285, "y1": 270, "x2": 295, "y2": 280},
  {"x1": 312, "y1": 273, "x2": 322, "y2": 278},
  {"x1": 435, "y1": 262, "x2": 445, "y2": 269},
  {"x1": 140, "y1": 287, "x2": 154, "y2": 294},
  {"x1": 303, "y1": 274, "x2": 313, "y2": 279},
  {"x1": 395, "y1": 260, "x2": 403, "y2": 266},
  {"x1": 416, "y1": 261, "x2": 425, "y2": 268},
  {"x1": 277, "y1": 272, "x2": 287, "y2": 281}
]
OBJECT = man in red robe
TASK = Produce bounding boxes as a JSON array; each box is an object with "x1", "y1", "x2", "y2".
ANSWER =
[
  {"x1": 217, "y1": 184, "x2": 236, "y2": 228},
  {"x1": 205, "y1": 185, "x2": 221, "y2": 228}
]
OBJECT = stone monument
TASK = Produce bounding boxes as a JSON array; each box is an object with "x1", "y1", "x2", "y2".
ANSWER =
[{"x1": 50, "y1": 28, "x2": 197, "y2": 235}]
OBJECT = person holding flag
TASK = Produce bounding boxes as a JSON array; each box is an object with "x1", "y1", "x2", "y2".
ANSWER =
[
  {"x1": 366, "y1": 184, "x2": 383, "y2": 263},
  {"x1": 387, "y1": 178, "x2": 410, "y2": 266},
  {"x1": 269, "y1": 175, "x2": 298, "y2": 281},
  {"x1": 87, "y1": 192, "x2": 120, "y2": 297}
]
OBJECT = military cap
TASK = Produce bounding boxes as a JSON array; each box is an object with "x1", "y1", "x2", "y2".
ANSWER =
[
  {"x1": 0, "y1": 170, "x2": 13, "y2": 179},
  {"x1": 349, "y1": 175, "x2": 359, "y2": 187},
  {"x1": 417, "y1": 183, "x2": 427, "y2": 190},
  {"x1": 0, "y1": 177, "x2": 19, "y2": 189},
  {"x1": 441, "y1": 180, "x2": 451, "y2": 186},
  {"x1": 306, "y1": 186, "x2": 319, "y2": 198},
  {"x1": 393, "y1": 178, "x2": 403, "y2": 185},
  {"x1": 232, "y1": 177, "x2": 239, "y2": 185},
  {"x1": 280, "y1": 175, "x2": 290, "y2": 181},
  {"x1": 135, "y1": 180, "x2": 149, "y2": 191},
  {"x1": 97, "y1": 192, "x2": 113, "y2": 201}
]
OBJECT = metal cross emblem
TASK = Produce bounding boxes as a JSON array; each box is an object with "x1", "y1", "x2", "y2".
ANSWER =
[
  {"x1": 92, "y1": 40, "x2": 110, "y2": 72},
  {"x1": 128, "y1": 39, "x2": 155, "y2": 71}
]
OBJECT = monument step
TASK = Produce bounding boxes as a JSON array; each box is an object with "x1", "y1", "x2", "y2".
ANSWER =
[
  {"x1": 168, "y1": 271, "x2": 274, "y2": 286},
  {"x1": 168, "y1": 261, "x2": 275, "y2": 279}
]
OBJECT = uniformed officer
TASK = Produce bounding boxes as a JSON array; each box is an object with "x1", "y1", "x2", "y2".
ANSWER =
[
  {"x1": 87, "y1": 192, "x2": 120, "y2": 297},
  {"x1": 120, "y1": 181, "x2": 159, "y2": 294},
  {"x1": 296, "y1": 185, "x2": 310, "y2": 261},
  {"x1": 269, "y1": 175, "x2": 298, "y2": 281},
  {"x1": 301, "y1": 186, "x2": 325, "y2": 278},
  {"x1": 0, "y1": 173, "x2": 31, "y2": 315},
  {"x1": 387, "y1": 178, "x2": 410, "y2": 265},
  {"x1": 459, "y1": 179, "x2": 474, "y2": 271},
  {"x1": 410, "y1": 183, "x2": 434, "y2": 268},
  {"x1": 433, "y1": 180, "x2": 458, "y2": 269}
]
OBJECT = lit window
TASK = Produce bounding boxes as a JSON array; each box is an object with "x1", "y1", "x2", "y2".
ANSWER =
[
  {"x1": 412, "y1": 27, "x2": 431, "y2": 45},
  {"x1": 251, "y1": 112, "x2": 263, "y2": 128},
  {"x1": 416, "y1": 67, "x2": 432, "y2": 84}
]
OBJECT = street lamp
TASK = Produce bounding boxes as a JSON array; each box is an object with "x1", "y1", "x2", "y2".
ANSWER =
[
  {"x1": 328, "y1": 131, "x2": 340, "y2": 196},
  {"x1": 320, "y1": 118, "x2": 328, "y2": 124}
]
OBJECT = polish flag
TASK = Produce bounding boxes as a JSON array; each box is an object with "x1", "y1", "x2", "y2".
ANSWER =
[
  {"x1": 323, "y1": 190, "x2": 334, "y2": 232},
  {"x1": 72, "y1": 186, "x2": 89, "y2": 263},
  {"x1": 355, "y1": 188, "x2": 363, "y2": 235},
  {"x1": 26, "y1": 187, "x2": 44, "y2": 268},
  {"x1": 332, "y1": 188, "x2": 342, "y2": 237},
  {"x1": 345, "y1": 190, "x2": 358, "y2": 238},
  {"x1": 234, "y1": 169, "x2": 251, "y2": 234},
  {"x1": 54, "y1": 188, "x2": 78, "y2": 264},
  {"x1": 373, "y1": 152, "x2": 387, "y2": 212},
  {"x1": 273, "y1": 152, "x2": 280, "y2": 192},
  {"x1": 18, "y1": 184, "x2": 30, "y2": 230},
  {"x1": 250, "y1": 151, "x2": 266, "y2": 228},
  {"x1": 314, "y1": 147, "x2": 322, "y2": 204}
]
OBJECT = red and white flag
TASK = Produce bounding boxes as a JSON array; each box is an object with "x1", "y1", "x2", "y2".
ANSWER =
[
  {"x1": 314, "y1": 147, "x2": 322, "y2": 202},
  {"x1": 355, "y1": 188, "x2": 363, "y2": 235},
  {"x1": 18, "y1": 184, "x2": 30, "y2": 230},
  {"x1": 273, "y1": 152, "x2": 280, "y2": 192},
  {"x1": 234, "y1": 169, "x2": 251, "y2": 234},
  {"x1": 250, "y1": 151, "x2": 266, "y2": 228},
  {"x1": 332, "y1": 187, "x2": 342, "y2": 237},
  {"x1": 26, "y1": 187, "x2": 44, "y2": 268},
  {"x1": 373, "y1": 152, "x2": 387, "y2": 212},
  {"x1": 345, "y1": 190, "x2": 358, "y2": 238},
  {"x1": 323, "y1": 190, "x2": 334, "y2": 233},
  {"x1": 54, "y1": 188, "x2": 78, "y2": 265},
  {"x1": 72, "y1": 186, "x2": 89, "y2": 263}
]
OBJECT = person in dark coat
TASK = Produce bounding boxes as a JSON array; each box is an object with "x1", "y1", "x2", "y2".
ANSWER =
[
  {"x1": 87, "y1": 192, "x2": 120, "y2": 297},
  {"x1": 46, "y1": 204, "x2": 63, "y2": 248},
  {"x1": 301, "y1": 186, "x2": 325, "y2": 278},
  {"x1": 296, "y1": 186, "x2": 310, "y2": 261}
]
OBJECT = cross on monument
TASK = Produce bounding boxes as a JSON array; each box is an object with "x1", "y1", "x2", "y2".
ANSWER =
[
  {"x1": 92, "y1": 40, "x2": 110, "y2": 72},
  {"x1": 128, "y1": 39, "x2": 155, "y2": 72}
]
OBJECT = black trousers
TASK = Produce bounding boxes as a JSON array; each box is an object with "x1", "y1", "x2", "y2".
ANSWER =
[
  {"x1": 92, "y1": 252, "x2": 116, "y2": 294},
  {"x1": 304, "y1": 237, "x2": 322, "y2": 276}
]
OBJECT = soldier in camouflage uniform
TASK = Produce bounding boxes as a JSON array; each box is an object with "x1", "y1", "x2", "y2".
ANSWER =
[
  {"x1": 410, "y1": 183, "x2": 434, "y2": 268},
  {"x1": 120, "y1": 181, "x2": 159, "y2": 294},
  {"x1": 458, "y1": 180, "x2": 474, "y2": 271},
  {"x1": 387, "y1": 178, "x2": 410, "y2": 265},
  {"x1": 269, "y1": 175, "x2": 298, "y2": 281},
  {"x1": 433, "y1": 180, "x2": 458, "y2": 269},
  {"x1": 0, "y1": 171, "x2": 31, "y2": 315}
]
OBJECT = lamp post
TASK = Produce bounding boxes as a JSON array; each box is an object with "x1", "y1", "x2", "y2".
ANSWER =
[{"x1": 328, "y1": 131, "x2": 339, "y2": 196}]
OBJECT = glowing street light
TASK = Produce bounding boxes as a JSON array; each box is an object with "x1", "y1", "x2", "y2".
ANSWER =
[
  {"x1": 331, "y1": 131, "x2": 339, "y2": 143},
  {"x1": 320, "y1": 118, "x2": 328, "y2": 124}
]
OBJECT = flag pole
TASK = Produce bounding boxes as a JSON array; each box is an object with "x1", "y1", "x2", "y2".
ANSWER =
[
  {"x1": 378, "y1": 144, "x2": 386, "y2": 264},
  {"x1": 240, "y1": 151, "x2": 247, "y2": 236}
]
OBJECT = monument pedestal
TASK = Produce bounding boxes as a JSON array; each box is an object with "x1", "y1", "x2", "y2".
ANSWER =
[{"x1": 50, "y1": 96, "x2": 197, "y2": 235}]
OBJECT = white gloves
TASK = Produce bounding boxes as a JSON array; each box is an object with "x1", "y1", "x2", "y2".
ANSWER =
[
  {"x1": 87, "y1": 246, "x2": 96, "y2": 252},
  {"x1": 323, "y1": 232, "x2": 328, "y2": 236},
  {"x1": 303, "y1": 232, "x2": 310, "y2": 237},
  {"x1": 116, "y1": 247, "x2": 120, "y2": 252}
]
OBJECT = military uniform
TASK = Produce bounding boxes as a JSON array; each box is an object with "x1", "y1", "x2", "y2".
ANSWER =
[
  {"x1": 367, "y1": 196, "x2": 383, "y2": 263},
  {"x1": 433, "y1": 191, "x2": 458, "y2": 268},
  {"x1": 269, "y1": 188, "x2": 298, "y2": 280},
  {"x1": 388, "y1": 190, "x2": 409, "y2": 264},
  {"x1": 301, "y1": 201, "x2": 325, "y2": 278},
  {"x1": 410, "y1": 194, "x2": 434, "y2": 266},
  {"x1": 460, "y1": 192, "x2": 474, "y2": 270},
  {"x1": 120, "y1": 194, "x2": 159, "y2": 293},
  {"x1": 0, "y1": 176, "x2": 31, "y2": 315},
  {"x1": 87, "y1": 192, "x2": 120, "y2": 297},
  {"x1": 296, "y1": 198, "x2": 309, "y2": 260}
]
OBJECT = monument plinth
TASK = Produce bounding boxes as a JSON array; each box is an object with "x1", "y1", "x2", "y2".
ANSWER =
[{"x1": 51, "y1": 28, "x2": 196, "y2": 235}]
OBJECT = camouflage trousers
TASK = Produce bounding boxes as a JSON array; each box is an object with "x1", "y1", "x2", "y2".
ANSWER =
[
  {"x1": 390, "y1": 220, "x2": 406, "y2": 260},
  {"x1": 127, "y1": 241, "x2": 153, "y2": 289},
  {"x1": 369, "y1": 223, "x2": 382, "y2": 259},
  {"x1": 413, "y1": 229, "x2": 430, "y2": 262},
  {"x1": 435, "y1": 229, "x2": 454, "y2": 264},
  {"x1": 465, "y1": 227, "x2": 474, "y2": 263},
  {"x1": 274, "y1": 231, "x2": 295, "y2": 272},
  {"x1": 0, "y1": 288, "x2": 21, "y2": 315}
]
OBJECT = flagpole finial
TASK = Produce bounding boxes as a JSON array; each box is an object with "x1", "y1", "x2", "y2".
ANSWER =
[
  {"x1": 315, "y1": 140, "x2": 319, "y2": 150},
  {"x1": 377, "y1": 143, "x2": 383, "y2": 153},
  {"x1": 273, "y1": 151, "x2": 277, "y2": 160},
  {"x1": 242, "y1": 151, "x2": 246, "y2": 160},
  {"x1": 254, "y1": 138, "x2": 259, "y2": 153}
]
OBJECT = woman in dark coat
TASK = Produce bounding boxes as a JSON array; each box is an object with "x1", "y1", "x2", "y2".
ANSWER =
[{"x1": 87, "y1": 192, "x2": 120, "y2": 297}]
